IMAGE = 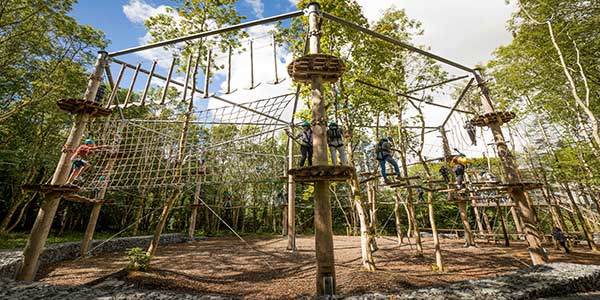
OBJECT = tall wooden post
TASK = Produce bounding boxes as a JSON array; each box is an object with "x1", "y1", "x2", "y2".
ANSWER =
[
  {"x1": 287, "y1": 132, "x2": 296, "y2": 250},
  {"x1": 474, "y1": 71, "x2": 547, "y2": 264},
  {"x1": 307, "y1": 3, "x2": 336, "y2": 295},
  {"x1": 440, "y1": 127, "x2": 475, "y2": 247},
  {"x1": 147, "y1": 50, "x2": 200, "y2": 257},
  {"x1": 17, "y1": 51, "x2": 108, "y2": 281},
  {"x1": 510, "y1": 205, "x2": 524, "y2": 234},
  {"x1": 80, "y1": 158, "x2": 116, "y2": 256},
  {"x1": 188, "y1": 173, "x2": 203, "y2": 239},
  {"x1": 397, "y1": 101, "x2": 423, "y2": 254}
]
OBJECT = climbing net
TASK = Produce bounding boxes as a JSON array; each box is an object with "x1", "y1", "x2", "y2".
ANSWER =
[{"x1": 80, "y1": 93, "x2": 295, "y2": 192}]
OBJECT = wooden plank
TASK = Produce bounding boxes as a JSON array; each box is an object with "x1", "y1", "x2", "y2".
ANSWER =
[
  {"x1": 62, "y1": 194, "x2": 106, "y2": 204},
  {"x1": 22, "y1": 184, "x2": 80, "y2": 193}
]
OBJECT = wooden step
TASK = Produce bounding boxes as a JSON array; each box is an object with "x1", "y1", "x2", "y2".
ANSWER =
[
  {"x1": 57, "y1": 98, "x2": 112, "y2": 117},
  {"x1": 288, "y1": 165, "x2": 355, "y2": 182},
  {"x1": 22, "y1": 184, "x2": 80, "y2": 193}
]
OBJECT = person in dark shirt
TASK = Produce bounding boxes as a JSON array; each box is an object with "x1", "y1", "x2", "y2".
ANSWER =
[{"x1": 553, "y1": 227, "x2": 570, "y2": 254}]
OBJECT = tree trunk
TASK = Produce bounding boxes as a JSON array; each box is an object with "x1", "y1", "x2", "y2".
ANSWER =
[
  {"x1": 475, "y1": 71, "x2": 547, "y2": 265},
  {"x1": 393, "y1": 191, "x2": 405, "y2": 244}
]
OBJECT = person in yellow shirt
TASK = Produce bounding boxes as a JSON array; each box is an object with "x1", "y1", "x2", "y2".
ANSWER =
[{"x1": 450, "y1": 152, "x2": 469, "y2": 189}]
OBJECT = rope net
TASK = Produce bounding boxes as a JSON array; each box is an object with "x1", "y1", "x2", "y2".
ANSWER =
[{"x1": 80, "y1": 93, "x2": 294, "y2": 192}]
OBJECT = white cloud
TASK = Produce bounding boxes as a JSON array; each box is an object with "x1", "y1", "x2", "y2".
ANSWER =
[
  {"x1": 356, "y1": 0, "x2": 517, "y2": 71},
  {"x1": 123, "y1": 0, "x2": 170, "y2": 24},
  {"x1": 245, "y1": 0, "x2": 265, "y2": 18},
  {"x1": 288, "y1": 0, "x2": 299, "y2": 6}
]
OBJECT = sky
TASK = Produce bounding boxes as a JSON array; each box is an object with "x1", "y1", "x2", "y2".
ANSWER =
[{"x1": 69, "y1": 0, "x2": 518, "y2": 160}]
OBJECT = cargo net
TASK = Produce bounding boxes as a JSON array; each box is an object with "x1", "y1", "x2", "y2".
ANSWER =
[{"x1": 79, "y1": 93, "x2": 294, "y2": 192}]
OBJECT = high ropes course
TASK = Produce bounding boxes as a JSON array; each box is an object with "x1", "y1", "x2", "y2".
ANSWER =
[{"x1": 17, "y1": 3, "x2": 593, "y2": 297}]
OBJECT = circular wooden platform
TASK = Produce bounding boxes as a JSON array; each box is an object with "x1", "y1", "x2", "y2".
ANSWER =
[
  {"x1": 57, "y1": 98, "x2": 112, "y2": 117},
  {"x1": 470, "y1": 111, "x2": 515, "y2": 127},
  {"x1": 287, "y1": 54, "x2": 345, "y2": 83}
]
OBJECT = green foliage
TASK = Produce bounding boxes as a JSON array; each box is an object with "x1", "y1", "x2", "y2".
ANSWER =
[{"x1": 126, "y1": 248, "x2": 151, "y2": 271}]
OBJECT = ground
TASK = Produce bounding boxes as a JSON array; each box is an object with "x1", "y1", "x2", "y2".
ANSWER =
[{"x1": 38, "y1": 235, "x2": 600, "y2": 299}]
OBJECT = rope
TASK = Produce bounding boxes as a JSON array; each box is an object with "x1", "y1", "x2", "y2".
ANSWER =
[
  {"x1": 196, "y1": 194, "x2": 275, "y2": 270},
  {"x1": 78, "y1": 204, "x2": 187, "y2": 258}
]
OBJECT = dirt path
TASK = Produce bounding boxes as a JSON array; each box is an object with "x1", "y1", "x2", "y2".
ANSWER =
[{"x1": 39, "y1": 235, "x2": 600, "y2": 299}]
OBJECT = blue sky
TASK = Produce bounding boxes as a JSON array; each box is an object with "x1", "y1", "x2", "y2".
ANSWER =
[{"x1": 70, "y1": 0, "x2": 298, "y2": 54}]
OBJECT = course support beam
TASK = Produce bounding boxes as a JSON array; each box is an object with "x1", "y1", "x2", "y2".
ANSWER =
[
  {"x1": 440, "y1": 127, "x2": 475, "y2": 247},
  {"x1": 109, "y1": 11, "x2": 304, "y2": 57},
  {"x1": 80, "y1": 158, "x2": 116, "y2": 256},
  {"x1": 17, "y1": 51, "x2": 108, "y2": 281},
  {"x1": 308, "y1": 3, "x2": 336, "y2": 296},
  {"x1": 321, "y1": 12, "x2": 474, "y2": 73},
  {"x1": 474, "y1": 70, "x2": 548, "y2": 265}
]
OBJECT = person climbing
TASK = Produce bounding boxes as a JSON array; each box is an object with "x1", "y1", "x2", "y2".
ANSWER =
[
  {"x1": 553, "y1": 227, "x2": 570, "y2": 254},
  {"x1": 416, "y1": 186, "x2": 425, "y2": 202},
  {"x1": 66, "y1": 139, "x2": 111, "y2": 185},
  {"x1": 464, "y1": 120, "x2": 477, "y2": 146},
  {"x1": 439, "y1": 165, "x2": 450, "y2": 183},
  {"x1": 327, "y1": 122, "x2": 348, "y2": 166},
  {"x1": 450, "y1": 153, "x2": 468, "y2": 189},
  {"x1": 297, "y1": 122, "x2": 313, "y2": 166},
  {"x1": 223, "y1": 191, "x2": 233, "y2": 209},
  {"x1": 375, "y1": 137, "x2": 401, "y2": 184},
  {"x1": 276, "y1": 187, "x2": 287, "y2": 207},
  {"x1": 481, "y1": 170, "x2": 499, "y2": 182},
  {"x1": 285, "y1": 122, "x2": 313, "y2": 167}
]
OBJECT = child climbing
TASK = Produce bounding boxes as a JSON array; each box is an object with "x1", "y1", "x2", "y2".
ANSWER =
[
  {"x1": 327, "y1": 122, "x2": 348, "y2": 166},
  {"x1": 66, "y1": 139, "x2": 110, "y2": 185},
  {"x1": 375, "y1": 137, "x2": 401, "y2": 184},
  {"x1": 464, "y1": 120, "x2": 477, "y2": 146}
]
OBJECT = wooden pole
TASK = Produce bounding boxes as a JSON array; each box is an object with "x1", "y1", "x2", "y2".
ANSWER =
[
  {"x1": 496, "y1": 200, "x2": 510, "y2": 247},
  {"x1": 225, "y1": 46, "x2": 232, "y2": 94},
  {"x1": 286, "y1": 86, "x2": 301, "y2": 251},
  {"x1": 287, "y1": 133, "x2": 296, "y2": 250},
  {"x1": 123, "y1": 63, "x2": 141, "y2": 107},
  {"x1": 17, "y1": 51, "x2": 108, "y2": 281},
  {"x1": 188, "y1": 173, "x2": 203, "y2": 239},
  {"x1": 307, "y1": 3, "x2": 335, "y2": 295},
  {"x1": 147, "y1": 50, "x2": 200, "y2": 257},
  {"x1": 564, "y1": 183, "x2": 598, "y2": 250},
  {"x1": 80, "y1": 158, "x2": 116, "y2": 256},
  {"x1": 160, "y1": 56, "x2": 176, "y2": 105},
  {"x1": 140, "y1": 60, "x2": 156, "y2": 106},
  {"x1": 106, "y1": 63, "x2": 126, "y2": 108},
  {"x1": 440, "y1": 127, "x2": 475, "y2": 247},
  {"x1": 510, "y1": 205, "x2": 524, "y2": 234},
  {"x1": 474, "y1": 71, "x2": 547, "y2": 264}
]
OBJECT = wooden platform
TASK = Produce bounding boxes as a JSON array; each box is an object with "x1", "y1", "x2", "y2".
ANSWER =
[
  {"x1": 359, "y1": 176, "x2": 377, "y2": 184},
  {"x1": 287, "y1": 54, "x2": 345, "y2": 83},
  {"x1": 62, "y1": 194, "x2": 106, "y2": 204},
  {"x1": 57, "y1": 98, "x2": 112, "y2": 117},
  {"x1": 422, "y1": 179, "x2": 447, "y2": 184},
  {"x1": 22, "y1": 184, "x2": 80, "y2": 193},
  {"x1": 288, "y1": 165, "x2": 354, "y2": 182},
  {"x1": 470, "y1": 111, "x2": 515, "y2": 127}
]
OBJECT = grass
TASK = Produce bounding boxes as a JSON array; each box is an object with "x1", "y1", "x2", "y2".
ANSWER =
[{"x1": 0, "y1": 231, "x2": 114, "y2": 250}]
